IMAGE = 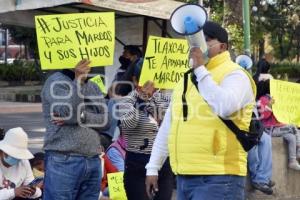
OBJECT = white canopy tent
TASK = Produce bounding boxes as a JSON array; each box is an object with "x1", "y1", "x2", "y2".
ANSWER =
[
  {"x1": 0, "y1": 0, "x2": 185, "y2": 51},
  {"x1": 0, "y1": 0, "x2": 184, "y2": 27},
  {"x1": 0, "y1": 0, "x2": 184, "y2": 84}
]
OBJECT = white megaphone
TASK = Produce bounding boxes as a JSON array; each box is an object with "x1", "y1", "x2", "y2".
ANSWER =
[
  {"x1": 235, "y1": 54, "x2": 253, "y2": 70},
  {"x1": 170, "y1": 4, "x2": 208, "y2": 66}
]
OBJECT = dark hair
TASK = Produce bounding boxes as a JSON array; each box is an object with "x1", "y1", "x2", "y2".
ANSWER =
[
  {"x1": 30, "y1": 152, "x2": 45, "y2": 167},
  {"x1": 0, "y1": 128, "x2": 5, "y2": 140},
  {"x1": 256, "y1": 80, "x2": 270, "y2": 100},
  {"x1": 203, "y1": 21, "x2": 228, "y2": 45},
  {"x1": 124, "y1": 45, "x2": 142, "y2": 57},
  {"x1": 253, "y1": 59, "x2": 271, "y2": 83}
]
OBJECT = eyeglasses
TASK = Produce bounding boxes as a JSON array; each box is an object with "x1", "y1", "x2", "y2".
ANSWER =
[{"x1": 207, "y1": 42, "x2": 222, "y2": 49}]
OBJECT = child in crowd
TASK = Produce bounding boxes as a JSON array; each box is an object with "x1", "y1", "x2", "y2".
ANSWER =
[
  {"x1": 257, "y1": 80, "x2": 300, "y2": 170},
  {"x1": 30, "y1": 152, "x2": 45, "y2": 178},
  {"x1": 106, "y1": 134, "x2": 126, "y2": 172},
  {"x1": 99, "y1": 151, "x2": 118, "y2": 200}
]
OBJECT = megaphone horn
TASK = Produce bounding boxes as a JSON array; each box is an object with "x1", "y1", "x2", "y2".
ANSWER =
[
  {"x1": 170, "y1": 4, "x2": 207, "y2": 36},
  {"x1": 235, "y1": 54, "x2": 253, "y2": 70},
  {"x1": 170, "y1": 4, "x2": 208, "y2": 65}
]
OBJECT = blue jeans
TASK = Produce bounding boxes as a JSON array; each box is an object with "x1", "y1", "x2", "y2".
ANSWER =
[
  {"x1": 177, "y1": 175, "x2": 245, "y2": 200},
  {"x1": 43, "y1": 151, "x2": 101, "y2": 200},
  {"x1": 247, "y1": 132, "x2": 272, "y2": 184}
]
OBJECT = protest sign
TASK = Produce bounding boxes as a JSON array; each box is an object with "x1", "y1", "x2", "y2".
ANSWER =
[
  {"x1": 107, "y1": 172, "x2": 127, "y2": 200},
  {"x1": 270, "y1": 79, "x2": 300, "y2": 126},
  {"x1": 35, "y1": 12, "x2": 115, "y2": 70},
  {"x1": 139, "y1": 36, "x2": 189, "y2": 89},
  {"x1": 90, "y1": 75, "x2": 107, "y2": 95}
]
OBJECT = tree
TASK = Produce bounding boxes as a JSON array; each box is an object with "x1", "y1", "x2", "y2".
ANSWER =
[
  {"x1": 1, "y1": 25, "x2": 37, "y2": 59},
  {"x1": 177, "y1": 0, "x2": 244, "y2": 55},
  {"x1": 253, "y1": 0, "x2": 300, "y2": 61},
  {"x1": 222, "y1": 0, "x2": 244, "y2": 54},
  {"x1": 1, "y1": 25, "x2": 45, "y2": 80}
]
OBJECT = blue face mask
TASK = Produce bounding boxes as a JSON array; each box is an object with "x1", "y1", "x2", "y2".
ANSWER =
[{"x1": 3, "y1": 155, "x2": 20, "y2": 166}]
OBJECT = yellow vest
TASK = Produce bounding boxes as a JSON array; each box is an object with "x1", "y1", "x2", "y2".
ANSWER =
[{"x1": 168, "y1": 51, "x2": 256, "y2": 176}]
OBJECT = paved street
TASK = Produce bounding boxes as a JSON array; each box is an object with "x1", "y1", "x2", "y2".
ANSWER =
[{"x1": 0, "y1": 101, "x2": 44, "y2": 153}]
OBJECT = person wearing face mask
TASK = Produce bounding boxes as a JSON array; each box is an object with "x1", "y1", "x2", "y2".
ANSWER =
[
  {"x1": 113, "y1": 45, "x2": 143, "y2": 96},
  {"x1": 0, "y1": 127, "x2": 42, "y2": 200},
  {"x1": 145, "y1": 21, "x2": 256, "y2": 200},
  {"x1": 114, "y1": 48, "x2": 133, "y2": 82},
  {"x1": 118, "y1": 81, "x2": 173, "y2": 200}
]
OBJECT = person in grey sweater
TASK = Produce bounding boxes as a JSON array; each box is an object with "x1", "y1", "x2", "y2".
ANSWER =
[{"x1": 41, "y1": 60, "x2": 110, "y2": 200}]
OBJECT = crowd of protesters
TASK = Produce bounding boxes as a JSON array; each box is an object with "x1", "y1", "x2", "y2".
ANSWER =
[{"x1": 1, "y1": 22, "x2": 300, "y2": 200}]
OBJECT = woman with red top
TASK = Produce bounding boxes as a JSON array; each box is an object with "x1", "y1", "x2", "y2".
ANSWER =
[{"x1": 257, "y1": 80, "x2": 300, "y2": 170}]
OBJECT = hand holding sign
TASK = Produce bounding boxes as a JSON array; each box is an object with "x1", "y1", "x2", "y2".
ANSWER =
[
  {"x1": 138, "y1": 81, "x2": 156, "y2": 101},
  {"x1": 75, "y1": 59, "x2": 91, "y2": 83}
]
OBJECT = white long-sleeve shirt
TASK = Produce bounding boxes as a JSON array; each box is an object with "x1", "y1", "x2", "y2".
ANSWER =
[
  {"x1": 0, "y1": 160, "x2": 42, "y2": 200},
  {"x1": 145, "y1": 66, "x2": 255, "y2": 175}
]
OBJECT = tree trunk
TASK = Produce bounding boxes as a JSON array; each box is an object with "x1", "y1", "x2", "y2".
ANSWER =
[
  {"x1": 223, "y1": 0, "x2": 243, "y2": 55},
  {"x1": 285, "y1": 29, "x2": 295, "y2": 60},
  {"x1": 24, "y1": 43, "x2": 28, "y2": 60},
  {"x1": 297, "y1": 41, "x2": 300, "y2": 63},
  {"x1": 278, "y1": 28, "x2": 285, "y2": 61},
  {"x1": 258, "y1": 39, "x2": 265, "y2": 59},
  {"x1": 223, "y1": 0, "x2": 243, "y2": 27}
]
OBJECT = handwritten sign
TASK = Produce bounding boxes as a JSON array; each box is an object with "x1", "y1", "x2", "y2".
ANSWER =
[
  {"x1": 139, "y1": 36, "x2": 189, "y2": 89},
  {"x1": 107, "y1": 172, "x2": 127, "y2": 200},
  {"x1": 90, "y1": 75, "x2": 107, "y2": 95},
  {"x1": 270, "y1": 79, "x2": 300, "y2": 126},
  {"x1": 35, "y1": 12, "x2": 115, "y2": 70}
]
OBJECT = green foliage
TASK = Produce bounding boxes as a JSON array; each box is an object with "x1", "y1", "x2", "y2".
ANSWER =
[
  {"x1": 207, "y1": 0, "x2": 223, "y2": 23},
  {"x1": 252, "y1": 0, "x2": 300, "y2": 60},
  {"x1": 176, "y1": 0, "x2": 224, "y2": 23},
  {"x1": 226, "y1": 24, "x2": 244, "y2": 54},
  {"x1": 175, "y1": 0, "x2": 243, "y2": 54},
  {"x1": 270, "y1": 63, "x2": 300, "y2": 79},
  {"x1": 0, "y1": 60, "x2": 41, "y2": 82},
  {"x1": 177, "y1": 0, "x2": 198, "y2": 3}
]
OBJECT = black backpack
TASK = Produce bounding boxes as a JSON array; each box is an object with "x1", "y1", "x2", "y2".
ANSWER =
[{"x1": 182, "y1": 69, "x2": 263, "y2": 152}]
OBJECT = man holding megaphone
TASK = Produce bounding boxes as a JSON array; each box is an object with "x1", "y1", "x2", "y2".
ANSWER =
[{"x1": 145, "y1": 7, "x2": 256, "y2": 199}]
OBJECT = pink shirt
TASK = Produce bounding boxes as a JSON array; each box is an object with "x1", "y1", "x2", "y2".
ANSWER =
[{"x1": 258, "y1": 95, "x2": 284, "y2": 128}]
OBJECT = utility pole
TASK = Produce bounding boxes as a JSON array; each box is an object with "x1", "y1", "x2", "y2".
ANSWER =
[
  {"x1": 4, "y1": 28, "x2": 8, "y2": 64},
  {"x1": 242, "y1": 0, "x2": 251, "y2": 55}
]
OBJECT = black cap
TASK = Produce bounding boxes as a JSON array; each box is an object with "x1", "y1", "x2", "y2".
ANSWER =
[
  {"x1": 124, "y1": 45, "x2": 142, "y2": 57},
  {"x1": 203, "y1": 21, "x2": 228, "y2": 44}
]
